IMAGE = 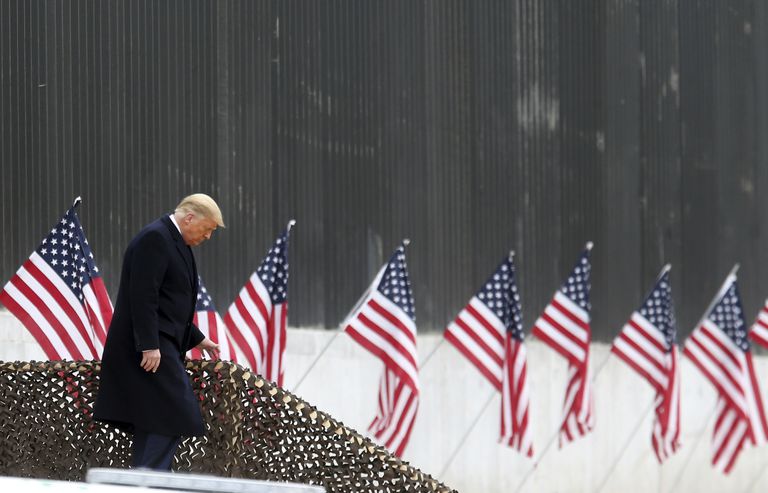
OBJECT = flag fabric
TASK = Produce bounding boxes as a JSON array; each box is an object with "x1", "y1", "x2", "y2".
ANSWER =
[
  {"x1": 444, "y1": 253, "x2": 533, "y2": 456},
  {"x1": 444, "y1": 256, "x2": 508, "y2": 390},
  {"x1": 749, "y1": 299, "x2": 768, "y2": 349},
  {"x1": 0, "y1": 199, "x2": 113, "y2": 360},
  {"x1": 499, "y1": 256, "x2": 533, "y2": 456},
  {"x1": 531, "y1": 245, "x2": 594, "y2": 445},
  {"x1": 224, "y1": 223, "x2": 293, "y2": 385},
  {"x1": 344, "y1": 243, "x2": 419, "y2": 457},
  {"x1": 611, "y1": 267, "x2": 681, "y2": 463},
  {"x1": 683, "y1": 274, "x2": 768, "y2": 473},
  {"x1": 189, "y1": 276, "x2": 237, "y2": 361},
  {"x1": 369, "y1": 368, "x2": 419, "y2": 456}
]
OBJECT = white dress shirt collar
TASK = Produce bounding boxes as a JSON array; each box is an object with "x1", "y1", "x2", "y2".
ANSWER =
[{"x1": 169, "y1": 214, "x2": 182, "y2": 235}]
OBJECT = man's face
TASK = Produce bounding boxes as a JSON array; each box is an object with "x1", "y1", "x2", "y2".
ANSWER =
[{"x1": 180, "y1": 214, "x2": 218, "y2": 246}]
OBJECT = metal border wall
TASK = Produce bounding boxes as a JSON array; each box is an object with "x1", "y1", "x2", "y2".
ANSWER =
[{"x1": 3, "y1": 1, "x2": 768, "y2": 340}]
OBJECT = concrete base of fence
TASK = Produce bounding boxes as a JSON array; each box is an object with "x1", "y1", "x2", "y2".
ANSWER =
[{"x1": 2, "y1": 310, "x2": 768, "y2": 493}]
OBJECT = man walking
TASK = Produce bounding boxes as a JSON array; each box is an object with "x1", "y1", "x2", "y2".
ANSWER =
[{"x1": 95, "y1": 193, "x2": 224, "y2": 470}]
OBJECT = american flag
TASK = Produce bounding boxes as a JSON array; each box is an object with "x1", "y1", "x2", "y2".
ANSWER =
[
  {"x1": 0, "y1": 198, "x2": 113, "y2": 360},
  {"x1": 683, "y1": 274, "x2": 768, "y2": 473},
  {"x1": 444, "y1": 255, "x2": 508, "y2": 390},
  {"x1": 499, "y1": 255, "x2": 533, "y2": 456},
  {"x1": 369, "y1": 368, "x2": 419, "y2": 456},
  {"x1": 445, "y1": 253, "x2": 532, "y2": 456},
  {"x1": 188, "y1": 276, "x2": 237, "y2": 361},
  {"x1": 610, "y1": 266, "x2": 681, "y2": 463},
  {"x1": 749, "y1": 299, "x2": 768, "y2": 348},
  {"x1": 344, "y1": 242, "x2": 419, "y2": 457},
  {"x1": 531, "y1": 244, "x2": 594, "y2": 445},
  {"x1": 224, "y1": 221, "x2": 293, "y2": 385}
]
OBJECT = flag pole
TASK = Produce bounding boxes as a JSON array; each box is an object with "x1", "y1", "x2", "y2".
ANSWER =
[
  {"x1": 419, "y1": 339, "x2": 445, "y2": 370},
  {"x1": 664, "y1": 264, "x2": 739, "y2": 492},
  {"x1": 511, "y1": 425, "x2": 558, "y2": 493},
  {"x1": 743, "y1": 459, "x2": 768, "y2": 492},
  {"x1": 291, "y1": 285, "x2": 370, "y2": 393},
  {"x1": 592, "y1": 398, "x2": 656, "y2": 493},
  {"x1": 691, "y1": 263, "x2": 740, "y2": 332},
  {"x1": 512, "y1": 347, "x2": 613, "y2": 493},
  {"x1": 518, "y1": 260, "x2": 679, "y2": 492},
  {"x1": 514, "y1": 242, "x2": 603, "y2": 492},
  {"x1": 663, "y1": 401, "x2": 718, "y2": 493},
  {"x1": 590, "y1": 263, "x2": 673, "y2": 491},
  {"x1": 292, "y1": 239, "x2": 410, "y2": 393},
  {"x1": 658, "y1": 263, "x2": 672, "y2": 281},
  {"x1": 291, "y1": 331, "x2": 342, "y2": 393},
  {"x1": 436, "y1": 249, "x2": 530, "y2": 475},
  {"x1": 437, "y1": 389, "x2": 496, "y2": 478},
  {"x1": 424, "y1": 250, "x2": 519, "y2": 372}
]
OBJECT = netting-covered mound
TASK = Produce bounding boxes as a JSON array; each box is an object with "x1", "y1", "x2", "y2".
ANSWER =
[{"x1": 0, "y1": 360, "x2": 455, "y2": 492}]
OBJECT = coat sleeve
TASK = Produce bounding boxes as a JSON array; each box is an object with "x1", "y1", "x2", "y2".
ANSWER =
[
  {"x1": 186, "y1": 323, "x2": 206, "y2": 351},
  {"x1": 128, "y1": 230, "x2": 168, "y2": 351}
]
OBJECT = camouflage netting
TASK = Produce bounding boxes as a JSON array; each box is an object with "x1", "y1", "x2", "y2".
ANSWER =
[{"x1": 0, "y1": 360, "x2": 455, "y2": 492}]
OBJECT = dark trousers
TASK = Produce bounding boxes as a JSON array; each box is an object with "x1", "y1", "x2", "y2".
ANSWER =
[{"x1": 132, "y1": 430, "x2": 181, "y2": 470}]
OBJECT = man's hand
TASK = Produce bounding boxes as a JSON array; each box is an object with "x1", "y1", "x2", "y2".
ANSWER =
[
  {"x1": 196, "y1": 337, "x2": 220, "y2": 360},
  {"x1": 140, "y1": 349, "x2": 161, "y2": 373}
]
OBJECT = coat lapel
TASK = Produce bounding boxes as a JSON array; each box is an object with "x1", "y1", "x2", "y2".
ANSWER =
[{"x1": 161, "y1": 216, "x2": 195, "y2": 287}]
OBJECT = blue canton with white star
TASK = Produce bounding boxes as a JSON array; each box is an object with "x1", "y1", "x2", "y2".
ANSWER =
[
  {"x1": 36, "y1": 206, "x2": 101, "y2": 302},
  {"x1": 256, "y1": 227, "x2": 291, "y2": 304},
  {"x1": 637, "y1": 271, "x2": 677, "y2": 349},
  {"x1": 376, "y1": 245, "x2": 415, "y2": 321},
  {"x1": 195, "y1": 276, "x2": 218, "y2": 312},
  {"x1": 559, "y1": 248, "x2": 591, "y2": 312},
  {"x1": 476, "y1": 255, "x2": 524, "y2": 341},
  {"x1": 708, "y1": 280, "x2": 749, "y2": 352}
]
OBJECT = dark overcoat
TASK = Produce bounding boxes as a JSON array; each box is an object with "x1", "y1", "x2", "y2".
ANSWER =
[{"x1": 94, "y1": 216, "x2": 206, "y2": 437}]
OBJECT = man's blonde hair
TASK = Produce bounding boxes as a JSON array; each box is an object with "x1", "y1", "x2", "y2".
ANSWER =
[{"x1": 175, "y1": 193, "x2": 226, "y2": 228}]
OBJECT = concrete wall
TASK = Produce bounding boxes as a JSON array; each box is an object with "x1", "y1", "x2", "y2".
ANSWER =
[{"x1": 2, "y1": 310, "x2": 768, "y2": 493}]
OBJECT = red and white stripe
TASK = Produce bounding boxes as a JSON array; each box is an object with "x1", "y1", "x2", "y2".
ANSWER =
[
  {"x1": 344, "y1": 270, "x2": 419, "y2": 457},
  {"x1": 345, "y1": 289, "x2": 419, "y2": 393},
  {"x1": 711, "y1": 399, "x2": 750, "y2": 473},
  {"x1": 0, "y1": 253, "x2": 111, "y2": 360},
  {"x1": 651, "y1": 346, "x2": 681, "y2": 463},
  {"x1": 532, "y1": 291, "x2": 590, "y2": 367},
  {"x1": 749, "y1": 299, "x2": 768, "y2": 349},
  {"x1": 684, "y1": 320, "x2": 768, "y2": 473},
  {"x1": 559, "y1": 361, "x2": 594, "y2": 444},
  {"x1": 500, "y1": 336, "x2": 533, "y2": 456},
  {"x1": 189, "y1": 310, "x2": 238, "y2": 362},
  {"x1": 612, "y1": 311, "x2": 671, "y2": 391},
  {"x1": 444, "y1": 296, "x2": 505, "y2": 390},
  {"x1": 224, "y1": 272, "x2": 287, "y2": 385},
  {"x1": 612, "y1": 312, "x2": 682, "y2": 462},
  {"x1": 532, "y1": 291, "x2": 593, "y2": 445},
  {"x1": 369, "y1": 369, "x2": 420, "y2": 457},
  {"x1": 685, "y1": 318, "x2": 754, "y2": 422},
  {"x1": 83, "y1": 276, "x2": 113, "y2": 351}
]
